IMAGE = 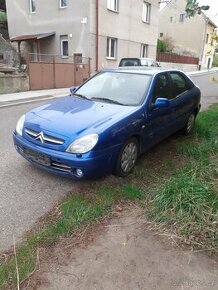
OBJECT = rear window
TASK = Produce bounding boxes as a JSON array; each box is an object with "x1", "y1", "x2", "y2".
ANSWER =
[{"x1": 119, "y1": 59, "x2": 141, "y2": 67}]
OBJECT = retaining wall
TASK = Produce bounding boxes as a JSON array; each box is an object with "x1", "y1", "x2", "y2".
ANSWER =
[
  {"x1": 0, "y1": 74, "x2": 29, "y2": 94},
  {"x1": 159, "y1": 62, "x2": 198, "y2": 72}
]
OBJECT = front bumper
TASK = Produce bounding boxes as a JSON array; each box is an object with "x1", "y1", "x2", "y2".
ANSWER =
[{"x1": 13, "y1": 133, "x2": 117, "y2": 179}]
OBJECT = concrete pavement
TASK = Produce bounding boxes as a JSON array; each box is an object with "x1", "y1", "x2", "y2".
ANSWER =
[
  {"x1": 0, "y1": 101, "x2": 76, "y2": 252},
  {"x1": 0, "y1": 87, "x2": 69, "y2": 107}
]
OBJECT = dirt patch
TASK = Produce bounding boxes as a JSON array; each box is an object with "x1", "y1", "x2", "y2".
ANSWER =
[{"x1": 22, "y1": 204, "x2": 218, "y2": 290}]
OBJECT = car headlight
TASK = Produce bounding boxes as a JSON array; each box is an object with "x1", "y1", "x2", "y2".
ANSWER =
[
  {"x1": 66, "y1": 133, "x2": 99, "y2": 154},
  {"x1": 16, "y1": 114, "x2": 25, "y2": 136}
]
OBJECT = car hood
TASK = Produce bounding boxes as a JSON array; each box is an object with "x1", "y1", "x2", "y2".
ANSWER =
[{"x1": 25, "y1": 96, "x2": 138, "y2": 139}]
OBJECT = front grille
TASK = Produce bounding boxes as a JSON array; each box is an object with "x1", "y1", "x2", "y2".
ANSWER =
[
  {"x1": 51, "y1": 161, "x2": 72, "y2": 172},
  {"x1": 25, "y1": 128, "x2": 64, "y2": 145}
]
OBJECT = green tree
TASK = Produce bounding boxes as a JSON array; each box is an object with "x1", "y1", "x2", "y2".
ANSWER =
[
  {"x1": 157, "y1": 39, "x2": 167, "y2": 52},
  {"x1": 157, "y1": 37, "x2": 174, "y2": 53},
  {"x1": 159, "y1": 1, "x2": 210, "y2": 18},
  {"x1": 0, "y1": 10, "x2": 6, "y2": 23},
  {"x1": 186, "y1": 0, "x2": 209, "y2": 17}
]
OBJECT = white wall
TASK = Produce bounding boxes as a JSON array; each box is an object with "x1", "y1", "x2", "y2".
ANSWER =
[
  {"x1": 159, "y1": 62, "x2": 198, "y2": 72},
  {"x1": 95, "y1": 0, "x2": 159, "y2": 70}
]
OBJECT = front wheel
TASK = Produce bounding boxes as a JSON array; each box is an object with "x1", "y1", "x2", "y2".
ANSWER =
[
  {"x1": 114, "y1": 138, "x2": 138, "y2": 177},
  {"x1": 183, "y1": 113, "x2": 196, "y2": 135}
]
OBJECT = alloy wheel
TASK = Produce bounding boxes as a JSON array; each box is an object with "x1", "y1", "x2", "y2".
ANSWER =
[
  {"x1": 120, "y1": 142, "x2": 138, "y2": 173},
  {"x1": 186, "y1": 113, "x2": 195, "y2": 134}
]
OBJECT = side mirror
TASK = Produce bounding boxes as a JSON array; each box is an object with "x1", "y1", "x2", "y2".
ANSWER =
[
  {"x1": 70, "y1": 86, "x2": 78, "y2": 95},
  {"x1": 153, "y1": 97, "x2": 170, "y2": 108}
]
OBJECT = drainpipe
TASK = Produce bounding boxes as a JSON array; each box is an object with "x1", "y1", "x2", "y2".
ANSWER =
[{"x1": 96, "y1": 0, "x2": 99, "y2": 72}]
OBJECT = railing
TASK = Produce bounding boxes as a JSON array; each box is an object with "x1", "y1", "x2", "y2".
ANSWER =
[{"x1": 28, "y1": 53, "x2": 90, "y2": 65}]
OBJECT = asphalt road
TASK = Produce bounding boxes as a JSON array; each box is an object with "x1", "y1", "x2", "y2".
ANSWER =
[
  {"x1": 190, "y1": 70, "x2": 218, "y2": 110},
  {"x1": 0, "y1": 102, "x2": 75, "y2": 252},
  {"x1": 0, "y1": 71, "x2": 217, "y2": 252}
]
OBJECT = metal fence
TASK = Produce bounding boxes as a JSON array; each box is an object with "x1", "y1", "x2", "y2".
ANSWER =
[{"x1": 27, "y1": 53, "x2": 91, "y2": 90}]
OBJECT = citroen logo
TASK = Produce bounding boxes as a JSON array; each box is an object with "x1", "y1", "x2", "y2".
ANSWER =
[{"x1": 35, "y1": 132, "x2": 45, "y2": 143}]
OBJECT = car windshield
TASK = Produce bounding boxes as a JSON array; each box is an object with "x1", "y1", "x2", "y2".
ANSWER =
[{"x1": 75, "y1": 72, "x2": 151, "y2": 106}]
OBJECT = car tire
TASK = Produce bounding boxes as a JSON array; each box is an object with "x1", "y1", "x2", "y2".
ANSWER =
[
  {"x1": 183, "y1": 113, "x2": 196, "y2": 135},
  {"x1": 115, "y1": 138, "x2": 138, "y2": 177}
]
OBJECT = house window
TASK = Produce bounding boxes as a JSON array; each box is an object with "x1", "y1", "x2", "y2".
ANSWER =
[
  {"x1": 206, "y1": 33, "x2": 209, "y2": 44},
  {"x1": 107, "y1": 0, "x2": 119, "y2": 12},
  {"x1": 74, "y1": 53, "x2": 83, "y2": 63},
  {"x1": 60, "y1": 0, "x2": 67, "y2": 8},
  {"x1": 160, "y1": 33, "x2": 163, "y2": 37},
  {"x1": 60, "y1": 36, "x2": 69, "y2": 57},
  {"x1": 179, "y1": 14, "x2": 185, "y2": 22},
  {"x1": 142, "y1": 2, "x2": 151, "y2": 23},
  {"x1": 170, "y1": 16, "x2": 173, "y2": 23},
  {"x1": 30, "y1": 0, "x2": 36, "y2": 13},
  {"x1": 107, "y1": 37, "x2": 117, "y2": 59},
  {"x1": 140, "y1": 44, "x2": 148, "y2": 57}
]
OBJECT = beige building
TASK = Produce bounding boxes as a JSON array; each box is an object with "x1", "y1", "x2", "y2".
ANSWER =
[
  {"x1": 6, "y1": 0, "x2": 159, "y2": 72},
  {"x1": 159, "y1": 0, "x2": 217, "y2": 69}
]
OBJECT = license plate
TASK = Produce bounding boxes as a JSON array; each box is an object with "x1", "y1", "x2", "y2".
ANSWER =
[{"x1": 23, "y1": 147, "x2": 50, "y2": 166}]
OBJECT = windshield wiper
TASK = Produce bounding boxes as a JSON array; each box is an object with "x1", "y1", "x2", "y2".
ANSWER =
[
  {"x1": 91, "y1": 97, "x2": 124, "y2": 106},
  {"x1": 73, "y1": 93, "x2": 90, "y2": 100}
]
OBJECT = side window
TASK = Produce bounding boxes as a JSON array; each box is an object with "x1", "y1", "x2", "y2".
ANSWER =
[
  {"x1": 170, "y1": 73, "x2": 189, "y2": 98},
  {"x1": 150, "y1": 74, "x2": 171, "y2": 105}
]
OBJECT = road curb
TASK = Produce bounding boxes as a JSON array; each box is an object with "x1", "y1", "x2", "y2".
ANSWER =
[
  {"x1": 188, "y1": 69, "x2": 218, "y2": 77},
  {"x1": 0, "y1": 95, "x2": 56, "y2": 108}
]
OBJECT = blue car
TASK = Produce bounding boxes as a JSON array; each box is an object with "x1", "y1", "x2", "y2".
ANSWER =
[{"x1": 13, "y1": 68, "x2": 201, "y2": 179}]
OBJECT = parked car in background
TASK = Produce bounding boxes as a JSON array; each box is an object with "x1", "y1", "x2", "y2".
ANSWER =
[
  {"x1": 119, "y1": 57, "x2": 160, "y2": 67},
  {"x1": 13, "y1": 68, "x2": 201, "y2": 179}
]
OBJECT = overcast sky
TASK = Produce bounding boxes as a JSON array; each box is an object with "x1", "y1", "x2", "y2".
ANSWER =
[
  {"x1": 160, "y1": 0, "x2": 218, "y2": 26},
  {"x1": 198, "y1": 0, "x2": 218, "y2": 25}
]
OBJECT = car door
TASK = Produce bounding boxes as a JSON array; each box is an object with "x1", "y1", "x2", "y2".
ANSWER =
[
  {"x1": 168, "y1": 72, "x2": 194, "y2": 132},
  {"x1": 142, "y1": 73, "x2": 173, "y2": 149}
]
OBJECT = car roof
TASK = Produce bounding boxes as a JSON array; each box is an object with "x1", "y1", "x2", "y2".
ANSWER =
[
  {"x1": 102, "y1": 67, "x2": 185, "y2": 76},
  {"x1": 140, "y1": 57, "x2": 156, "y2": 61},
  {"x1": 119, "y1": 57, "x2": 155, "y2": 61}
]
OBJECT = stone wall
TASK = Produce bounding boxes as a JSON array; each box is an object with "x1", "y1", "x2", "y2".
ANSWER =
[
  {"x1": 0, "y1": 34, "x2": 19, "y2": 67},
  {"x1": 0, "y1": 74, "x2": 29, "y2": 94},
  {"x1": 159, "y1": 62, "x2": 199, "y2": 72}
]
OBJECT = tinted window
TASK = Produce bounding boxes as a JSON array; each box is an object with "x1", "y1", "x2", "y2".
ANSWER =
[
  {"x1": 119, "y1": 59, "x2": 140, "y2": 66},
  {"x1": 170, "y1": 73, "x2": 189, "y2": 98},
  {"x1": 150, "y1": 73, "x2": 171, "y2": 104}
]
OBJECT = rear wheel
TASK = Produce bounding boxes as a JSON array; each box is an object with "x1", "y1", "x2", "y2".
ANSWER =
[
  {"x1": 115, "y1": 138, "x2": 138, "y2": 177},
  {"x1": 183, "y1": 113, "x2": 196, "y2": 135}
]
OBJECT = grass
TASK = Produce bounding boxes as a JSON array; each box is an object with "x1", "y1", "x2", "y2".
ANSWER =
[
  {"x1": 0, "y1": 105, "x2": 218, "y2": 289},
  {"x1": 148, "y1": 105, "x2": 218, "y2": 249},
  {"x1": 0, "y1": 183, "x2": 144, "y2": 289},
  {"x1": 0, "y1": 193, "x2": 112, "y2": 289},
  {"x1": 148, "y1": 161, "x2": 218, "y2": 247}
]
